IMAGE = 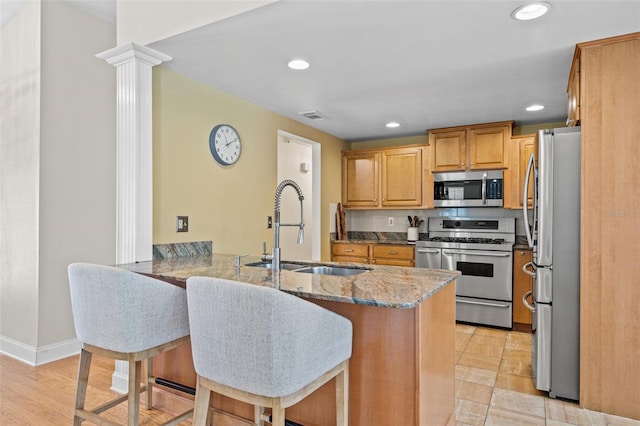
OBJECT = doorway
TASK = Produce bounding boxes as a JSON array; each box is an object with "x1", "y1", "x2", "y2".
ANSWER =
[{"x1": 277, "y1": 131, "x2": 321, "y2": 261}]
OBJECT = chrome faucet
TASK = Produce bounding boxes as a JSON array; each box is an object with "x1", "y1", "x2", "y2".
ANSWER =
[{"x1": 262, "y1": 180, "x2": 305, "y2": 273}]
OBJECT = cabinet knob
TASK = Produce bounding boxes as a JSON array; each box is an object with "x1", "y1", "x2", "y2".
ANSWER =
[
  {"x1": 372, "y1": 259, "x2": 376, "y2": 264},
  {"x1": 519, "y1": 251, "x2": 525, "y2": 255},
  {"x1": 461, "y1": 162, "x2": 465, "y2": 166},
  {"x1": 345, "y1": 249, "x2": 354, "y2": 253}
]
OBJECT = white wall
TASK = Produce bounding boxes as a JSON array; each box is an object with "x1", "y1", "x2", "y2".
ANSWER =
[
  {"x1": 0, "y1": 0, "x2": 41, "y2": 351},
  {"x1": 116, "y1": 0, "x2": 276, "y2": 45},
  {"x1": 0, "y1": 0, "x2": 116, "y2": 365}
]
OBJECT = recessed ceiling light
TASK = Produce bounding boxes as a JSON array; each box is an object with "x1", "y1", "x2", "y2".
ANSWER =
[
  {"x1": 386, "y1": 122, "x2": 400, "y2": 128},
  {"x1": 512, "y1": 2, "x2": 551, "y2": 21},
  {"x1": 526, "y1": 104, "x2": 545, "y2": 112},
  {"x1": 287, "y1": 59, "x2": 310, "y2": 70}
]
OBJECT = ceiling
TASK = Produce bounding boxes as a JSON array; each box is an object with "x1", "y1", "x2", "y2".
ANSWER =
[{"x1": 146, "y1": 2, "x2": 637, "y2": 141}]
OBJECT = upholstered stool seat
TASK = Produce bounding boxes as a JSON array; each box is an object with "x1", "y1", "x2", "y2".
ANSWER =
[
  {"x1": 186, "y1": 277, "x2": 352, "y2": 426},
  {"x1": 68, "y1": 262, "x2": 193, "y2": 426}
]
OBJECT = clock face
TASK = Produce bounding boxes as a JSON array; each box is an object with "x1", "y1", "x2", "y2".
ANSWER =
[{"x1": 209, "y1": 124, "x2": 242, "y2": 165}]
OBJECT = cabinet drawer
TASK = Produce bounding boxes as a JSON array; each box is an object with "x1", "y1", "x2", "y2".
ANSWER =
[
  {"x1": 371, "y1": 245, "x2": 414, "y2": 261},
  {"x1": 332, "y1": 255, "x2": 369, "y2": 264},
  {"x1": 372, "y1": 258, "x2": 415, "y2": 267},
  {"x1": 332, "y1": 243, "x2": 370, "y2": 258}
]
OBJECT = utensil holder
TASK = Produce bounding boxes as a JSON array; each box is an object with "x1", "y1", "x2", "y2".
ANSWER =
[{"x1": 407, "y1": 227, "x2": 419, "y2": 242}]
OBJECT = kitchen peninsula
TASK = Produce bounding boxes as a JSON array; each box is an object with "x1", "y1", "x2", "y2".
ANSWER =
[{"x1": 118, "y1": 253, "x2": 459, "y2": 426}]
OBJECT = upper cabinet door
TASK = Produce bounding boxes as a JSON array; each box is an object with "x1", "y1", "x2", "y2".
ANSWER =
[
  {"x1": 567, "y1": 52, "x2": 581, "y2": 127},
  {"x1": 518, "y1": 135, "x2": 536, "y2": 208},
  {"x1": 430, "y1": 130, "x2": 467, "y2": 172},
  {"x1": 380, "y1": 147, "x2": 422, "y2": 207},
  {"x1": 468, "y1": 125, "x2": 509, "y2": 170},
  {"x1": 342, "y1": 151, "x2": 380, "y2": 207}
]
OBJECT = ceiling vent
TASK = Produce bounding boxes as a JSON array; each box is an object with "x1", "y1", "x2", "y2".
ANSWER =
[{"x1": 299, "y1": 110, "x2": 325, "y2": 120}]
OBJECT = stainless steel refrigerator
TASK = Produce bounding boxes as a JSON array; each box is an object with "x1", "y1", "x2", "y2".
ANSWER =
[{"x1": 522, "y1": 127, "x2": 580, "y2": 401}]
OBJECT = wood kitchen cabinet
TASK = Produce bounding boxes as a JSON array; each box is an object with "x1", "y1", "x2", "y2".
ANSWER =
[
  {"x1": 504, "y1": 134, "x2": 537, "y2": 209},
  {"x1": 331, "y1": 242, "x2": 370, "y2": 264},
  {"x1": 332, "y1": 242, "x2": 415, "y2": 266},
  {"x1": 574, "y1": 32, "x2": 640, "y2": 420},
  {"x1": 566, "y1": 52, "x2": 580, "y2": 127},
  {"x1": 371, "y1": 244, "x2": 415, "y2": 267},
  {"x1": 342, "y1": 145, "x2": 427, "y2": 209},
  {"x1": 512, "y1": 248, "x2": 532, "y2": 332},
  {"x1": 342, "y1": 151, "x2": 379, "y2": 208},
  {"x1": 428, "y1": 121, "x2": 513, "y2": 172}
]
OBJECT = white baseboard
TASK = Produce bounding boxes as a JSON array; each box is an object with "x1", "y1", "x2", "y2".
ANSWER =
[{"x1": 0, "y1": 335, "x2": 81, "y2": 366}]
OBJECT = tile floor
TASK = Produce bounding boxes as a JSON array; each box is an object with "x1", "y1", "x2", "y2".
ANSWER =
[{"x1": 454, "y1": 324, "x2": 640, "y2": 425}]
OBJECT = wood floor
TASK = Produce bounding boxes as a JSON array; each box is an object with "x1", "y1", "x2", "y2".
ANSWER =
[
  {"x1": 2, "y1": 325, "x2": 640, "y2": 425},
  {"x1": 0, "y1": 353, "x2": 191, "y2": 425}
]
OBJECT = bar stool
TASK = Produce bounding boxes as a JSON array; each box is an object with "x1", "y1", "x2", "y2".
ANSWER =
[
  {"x1": 186, "y1": 276, "x2": 352, "y2": 426},
  {"x1": 68, "y1": 263, "x2": 193, "y2": 426}
]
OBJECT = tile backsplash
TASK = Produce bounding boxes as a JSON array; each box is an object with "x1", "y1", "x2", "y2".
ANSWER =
[{"x1": 346, "y1": 207, "x2": 530, "y2": 236}]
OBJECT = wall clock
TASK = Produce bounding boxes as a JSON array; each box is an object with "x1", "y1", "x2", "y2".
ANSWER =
[{"x1": 209, "y1": 124, "x2": 242, "y2": 166}]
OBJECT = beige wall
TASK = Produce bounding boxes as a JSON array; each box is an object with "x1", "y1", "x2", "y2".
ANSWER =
[
  {"x1": 0, "y1": 0, "x2": 41, "y2": 349},
  {"x1": 152, "y1": 67, "x2": 348, "y2": 261},
  {"x1": 0, "y1": 0, "x2": 116, "y2": 362}
]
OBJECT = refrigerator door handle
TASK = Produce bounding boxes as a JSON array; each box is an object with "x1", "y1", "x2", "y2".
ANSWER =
[
  {"x1": 522, "y1": 261, "x2": 537, "y2": 278},
  {"x1": 523, "y1": 153, "x2": 536, "y2": 247},
  {"x1": 522, "y1": 290, "x2": 536, "y2": 313}
]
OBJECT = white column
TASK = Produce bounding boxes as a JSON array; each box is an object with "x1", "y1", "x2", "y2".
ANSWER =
[
  {"x1": 96, "y1": 42, "x2": 171, "y2": 264},
  {"x1": 96, "y1": 42, "x2": 171, "y2": 393}
]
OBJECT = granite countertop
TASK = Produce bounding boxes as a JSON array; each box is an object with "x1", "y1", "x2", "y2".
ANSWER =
[{"x1": 118, "y1": 254, "x2": 458, "y2": 309}]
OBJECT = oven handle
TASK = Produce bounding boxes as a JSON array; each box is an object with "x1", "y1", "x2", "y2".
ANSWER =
[
  {"x1": 522, "y1": 290, "x2": 536, "y2": 313},
  {"x1": 522, "y1": 261, "x2": 536, "y2": 278},
  {"x1": 417, "y1": 248, "x2": 440, "y2": 254},
  {"x1": 442, "y1": 250, "x2": 511, "y2": 257},
  {"x1": 456, "y1": 299, "x2": 510, "y2": 309}
]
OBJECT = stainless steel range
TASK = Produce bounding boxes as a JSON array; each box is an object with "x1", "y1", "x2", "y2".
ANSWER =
[{"x1": 416, "y1": 217, "x2": 516, "y2": 328}]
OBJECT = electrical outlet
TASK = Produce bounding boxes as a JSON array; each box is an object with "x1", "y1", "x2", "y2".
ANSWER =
[
  {"x1": 176, "y1": 216, "x2": 189, "y2": 232},
  {"x1": 388, "y1": 217, "x2": 394, "y2": 226}
]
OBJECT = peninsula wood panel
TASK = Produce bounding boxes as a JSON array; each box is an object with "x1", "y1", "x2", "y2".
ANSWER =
[
  {"x1": 152, "y1": 282, "x2": 456, "y2": 425},
  {"x1": 578, "y1": 32, "x2": 640, "y2": 420}
]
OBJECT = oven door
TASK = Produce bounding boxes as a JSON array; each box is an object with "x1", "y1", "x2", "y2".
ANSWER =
[{"x1": 442, "y1": 249, "x2": 512, "y2": 300}]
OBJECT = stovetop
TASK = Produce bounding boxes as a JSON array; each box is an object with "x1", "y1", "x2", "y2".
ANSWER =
[{"x1": 417, "y1": 217, "x2": 516, "y2": 251}]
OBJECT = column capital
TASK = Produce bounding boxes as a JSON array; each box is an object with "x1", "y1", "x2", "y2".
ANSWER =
[{"x1": 96, "y1": 42, "x2": 172, "y2": 67}]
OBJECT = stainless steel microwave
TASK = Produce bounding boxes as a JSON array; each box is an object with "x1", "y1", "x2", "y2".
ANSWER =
[{"x1": 433, "y1": 171, "x2": 503, "y2": 207}]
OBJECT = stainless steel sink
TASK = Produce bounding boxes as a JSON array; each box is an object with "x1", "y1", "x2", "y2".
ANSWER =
[
  {"x1": 294, "y1": 266, "x2": 370, "y2": 276},
  {"x1": 245, "y1": 261, "x2": 308, "y2": 271}
]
